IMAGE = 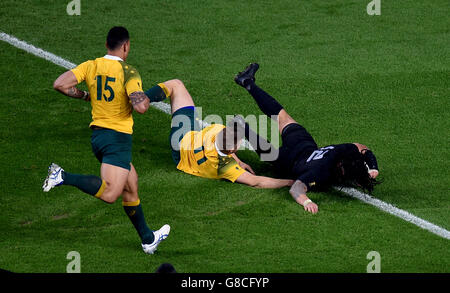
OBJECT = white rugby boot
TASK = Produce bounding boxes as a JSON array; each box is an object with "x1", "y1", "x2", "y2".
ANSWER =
[
  {"x1": 142, "y1": 224, "x2": 171, "y2": 255},
  {"x1": 42, "y1": 163, "x2": 64, "y2": 192}
]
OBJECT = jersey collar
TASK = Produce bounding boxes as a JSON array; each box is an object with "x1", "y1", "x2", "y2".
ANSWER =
[
  {"x1": 103, "y1": 54, "x2": 123, "y2": 61},
  {"x1": 215, "y1": 141, "x2": 228, "y2": 157}
]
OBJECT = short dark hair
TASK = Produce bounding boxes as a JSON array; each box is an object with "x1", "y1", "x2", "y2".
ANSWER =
[{"x1": 106, "y1": 26, "x2": 129, "y2": 50}]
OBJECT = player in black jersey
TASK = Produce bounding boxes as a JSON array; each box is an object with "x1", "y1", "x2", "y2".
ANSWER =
[{"x1": 234, "y1": 63, "x2": 380, "y2": 214}]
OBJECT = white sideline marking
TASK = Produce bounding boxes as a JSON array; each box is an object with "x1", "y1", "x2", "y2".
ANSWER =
[
  {"x1": 0, "y1": 32, "x2": 172, "y2": 115},
  {"x1": 0, "y1": 32, "x2": 252, "y2": 149},
  {"x1": 337, "y1": 187, "x2": 450, "y2": 240},
  {"x1": 2, "y1": 31, "x2": 448, "y2": 240},
  {"x1": 0, "y1": 32, "x2": 76, "y2": 70}
]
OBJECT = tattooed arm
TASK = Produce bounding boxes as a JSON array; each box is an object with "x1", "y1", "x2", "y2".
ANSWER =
[
  {"x1": 53, "y1": 71, "x2": 89, "y2": 101},
  {"x1": 289, "y1": 180, "x2": 319, "y2": 214},
  {"x1": 129, "y1": 91, "x2": 150, "y2": 114}
]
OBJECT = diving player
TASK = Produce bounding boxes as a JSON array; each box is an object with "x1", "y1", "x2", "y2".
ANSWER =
[
  {"x1": 143, "y1": 79, "x2": 294, "y2": 188},
  {"x1": 234, "y1": 63, "x2": 380, "y2": 214}
]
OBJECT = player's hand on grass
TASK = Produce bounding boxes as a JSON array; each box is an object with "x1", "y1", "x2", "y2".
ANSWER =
[
  {"x1": 239, "y1": 162, "x2": 255, "y2": 175},
  {"x1": 304, "y1": 201, "x2": 318, "y2": 214},
  {"x1": 369, "y1": 170, "x2": 379, "y2": 179}
]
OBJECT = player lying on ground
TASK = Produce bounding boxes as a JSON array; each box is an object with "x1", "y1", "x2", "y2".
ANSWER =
[
  {"x1": 43, "y1": 26, "x2": 169, "y2": 254},
  {"x1": 142, "y1": 79, "x2": 294, "y2": 188},
  {"x1": 234, "y1": 63, "x2": 380, "y2": 214}
]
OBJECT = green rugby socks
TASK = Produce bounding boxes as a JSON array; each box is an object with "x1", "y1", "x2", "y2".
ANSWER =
[
  {"x1": 145, "y1": 83, "x2": 169, "y2": 102},
  {"x1": 61, "y1": 172, "x2": 154, "y2": 244},
  {"x1": 123, "y1": 200, "x2": 155, "y2": 244},
  {"x1": 61, "y1": 171, "x2": 105, "y2": 197}
]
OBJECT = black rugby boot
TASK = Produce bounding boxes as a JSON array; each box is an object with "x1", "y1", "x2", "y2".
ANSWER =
[{"x1": 234, "y1": 63, "x2": 260, "y2": 89}]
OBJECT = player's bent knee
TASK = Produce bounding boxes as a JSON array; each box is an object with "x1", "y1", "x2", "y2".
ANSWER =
[
  {"x1": 122, "y1": 191, "x2": 139, "y2": 203},
  {"x1": 278, "y1": 110, "x2": 296, "y2": 123},
  {"x1": 100, "y1": 188, "x2": 123, "y2": 204},
  {"x1": 171, "y1": 79, "x2": 184, "y2": 87},
  {"x1": 278, "y1": 111, "x2": 298, "y2": 134},
  {"x1": 165, "y1": 79, "x2": 185, "y2": 92},
  {"x1": 100, "y1": 196, "x2": 117, "y2": 204}
]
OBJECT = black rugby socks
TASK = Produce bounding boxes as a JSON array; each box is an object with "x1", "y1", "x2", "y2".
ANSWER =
[{"x1": 247, "y1": 83, "x2": 284, "y2": 118}]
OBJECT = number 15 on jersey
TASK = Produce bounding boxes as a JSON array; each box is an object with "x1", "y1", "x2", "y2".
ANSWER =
[{"x1": 96, "y1": 75, "x2": 116, "y2": 102}]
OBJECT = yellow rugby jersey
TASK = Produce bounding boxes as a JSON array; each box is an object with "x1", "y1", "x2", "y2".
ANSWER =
[
  {"x1": 177, "y1": 124, "x2": 246, "y2": 182},
  {"x1": 71, "y1": 55, "x2": 143, "y2": 134}
]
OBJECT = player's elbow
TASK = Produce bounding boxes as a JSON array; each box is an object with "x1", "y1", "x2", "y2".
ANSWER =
[
  {"x1": 353, "y1": 142, "x2": 369, "y2": 153},
  {"x1": 53, "y1": 79, "x2": 64, "y2": 91}
]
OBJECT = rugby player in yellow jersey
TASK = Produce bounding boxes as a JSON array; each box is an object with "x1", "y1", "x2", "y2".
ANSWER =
[
  {"x1": 42, "y1": 27, "x2": 169, "y2": 255},
  {"x1": 142, "y1": 79, "x2": 294, "y2": 188}
]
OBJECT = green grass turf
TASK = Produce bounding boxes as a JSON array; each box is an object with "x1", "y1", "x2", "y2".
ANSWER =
[{"x1": 0, "y1": 0, "x2": 449, "y2": 273}]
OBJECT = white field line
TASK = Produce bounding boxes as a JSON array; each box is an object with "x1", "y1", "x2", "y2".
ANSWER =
[
  {"x1": 2, "y1": 31, "x2": 448, "y2": 240},
  {"x1": 0, "y1": 32, "x2": 172, "y2": 115},
  {"x1": 337, "y1": 187, "x2": 450, "y2": 240},
  {"x1": 0, "y1": 32, "x2": 252, "y2": 149}
]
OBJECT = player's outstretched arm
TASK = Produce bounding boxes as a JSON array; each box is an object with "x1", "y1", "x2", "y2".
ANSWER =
[
  {"x1": 289, "y1": 180, "x2": 318, "y2": 214},
  {"x1": 129, "y1": 91, "x2": 150, "y2": 114},
  {"x1": 235, "y1": 172, "x2": 293, "y2": 189},
  {"x1": 53, "y1": 71, "x2": 89, "y2": 101}
]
